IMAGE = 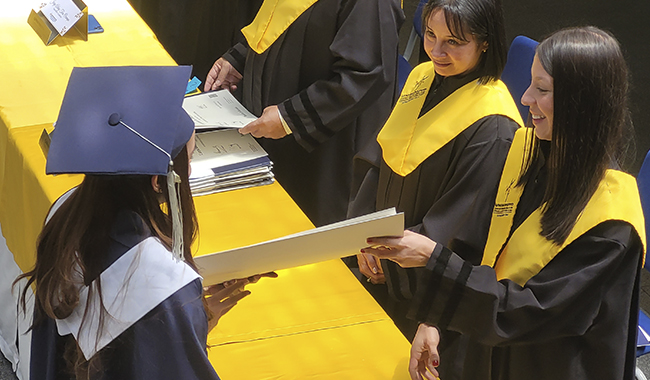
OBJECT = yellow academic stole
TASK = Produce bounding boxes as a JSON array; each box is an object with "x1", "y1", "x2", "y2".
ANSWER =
[
  {"x1": 377, "y1": 61, "x2": 524, "y2": 177},
  {"x1": 482, "y1": 128, "x2": 647, "y2": 286},
  {"x1": 241, "y1": 0, "x2": 319, "y2": 54}
]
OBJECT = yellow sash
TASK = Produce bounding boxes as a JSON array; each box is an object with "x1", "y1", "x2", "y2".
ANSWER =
[
  {"x1": 377, "y1": 62, "x2": 524, "y2": 177},
  {"x1": 242, "y1": 0, "x2": 319, "y2": 54},
  {"x1": 482, "y1": 128, "x2": 647, "y2": 286}
]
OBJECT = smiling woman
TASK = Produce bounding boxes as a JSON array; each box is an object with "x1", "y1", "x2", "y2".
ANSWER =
[
  {"x1": 423, "y1": 10, "x2": 487, "y2": 77},
  {"x1": 365, "y1": 26, "x2": 645, "y2": 380},
  {"x1": 522, "y1": 57, "x2": 554, "y2": 140},
  {"x1": 347, "y1": 0, "x2": 523, "y2": 358}
]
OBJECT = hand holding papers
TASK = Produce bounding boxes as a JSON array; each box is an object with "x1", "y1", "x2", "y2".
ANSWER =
[
  {"x1": 183, "y1": 90, "x2": 257, "y2": 129},
  {"x1": 194, "y1": 208, "x2": 404, "y2": 286}
]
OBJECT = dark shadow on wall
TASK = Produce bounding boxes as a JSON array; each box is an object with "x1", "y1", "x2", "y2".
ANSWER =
[{"x1": 127, "y1": 0, "x2": 263, "y2": 83}]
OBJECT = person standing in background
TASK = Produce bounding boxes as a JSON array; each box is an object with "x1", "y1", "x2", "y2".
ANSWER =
[
  {"x1": 366, "y1": 26, "x2": 645, "y2": 380},
  {"x1": 205, "y1": 0, "x2": 405, "y2": 226},
  {"x1": 348, "y1": 0, "x2": 522, "y2": 343}
]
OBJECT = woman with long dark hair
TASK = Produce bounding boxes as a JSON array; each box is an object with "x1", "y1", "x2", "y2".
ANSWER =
[
  {"x1": 19, "y1": 66, "x2": 259, "y2": 379},
  {"x1": 348, "y1": 0, "x2": 522, "y2": 340},
  {"x1": 364, "y1": 26, "x2": 645, "y2": 379}
]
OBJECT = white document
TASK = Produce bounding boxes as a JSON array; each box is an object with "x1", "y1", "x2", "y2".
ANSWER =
[
  {"x1": 39, "y1": 0, "x2": 83, "y2": 36},
  {"x1": 194, "y1": 208, "x2": 404, "y2": 285},
  {"x1": 190, "y1": 129, "x2": 269, "y2": 180},
  {"x1": 183, "y1": 90, "x2": 257, "y2": 129}
]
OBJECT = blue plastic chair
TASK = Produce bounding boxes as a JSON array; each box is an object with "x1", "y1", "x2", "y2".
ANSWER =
[
  {"x1": 638, "y1": 150, "x2": 650, "y2": 271},
  {"x1": 501, "y1": 35, "x2": 538, "y2": 122},
  {"x1": 397, "y1": 54, "x2": 412, "y2": 94},
  {"x1": 636, "y1": 150, "x2": 650, "y2": 380},
  {"x1": 403, "y1": 0, "x2": 428, "y2": 61}
]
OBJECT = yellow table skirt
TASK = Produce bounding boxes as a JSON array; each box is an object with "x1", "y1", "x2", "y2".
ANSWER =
[{"x1": 0, "y1": 1, "x2": 412, "y2": 378}]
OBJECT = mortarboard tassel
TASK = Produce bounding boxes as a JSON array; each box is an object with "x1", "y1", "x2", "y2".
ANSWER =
[
  {"x1": 167, "y1": 162, "x2": 185, "y2": 261},
  {"x1": 108, "y1": 114, "x2": 186, "y2": 261}
]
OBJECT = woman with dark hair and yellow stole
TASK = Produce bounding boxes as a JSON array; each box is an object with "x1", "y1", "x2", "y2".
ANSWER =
[
  {"x1": 348, "y1": 0, "x2": 522, "y2": 339},
  {"x1": 204, "y1": 0, "x2": 404, "y2": 227},
  {"x1": 364, "y1": 26, "x2": 645, "y2": 380}
]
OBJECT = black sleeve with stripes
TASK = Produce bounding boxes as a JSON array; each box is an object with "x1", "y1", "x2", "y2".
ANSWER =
[
  {"x1": 407, "y1": 221, "x2": 640, "y2": 347},
  {"x1": 221, "y1": 42, "x2": 248, "y2": 76},
  {"x1": 277, "y1": 0, "x2": 399, "y2": 152}
]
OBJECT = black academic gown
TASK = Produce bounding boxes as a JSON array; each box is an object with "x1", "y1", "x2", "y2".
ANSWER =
[
  {"x1": 410, "y1": 147, "x2": 643, "y2": 380},
  {"x1": 29, "y1": 211, "x2": 219, "y2": 380},
  {"x1": 223, "y1": 0, "x2": 404, "y2": 226},
  {"x1": 348, "y1": 74, "x2": 520, "y2": 338}
]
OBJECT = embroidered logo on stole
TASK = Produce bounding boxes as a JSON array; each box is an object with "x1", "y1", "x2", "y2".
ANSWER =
[{"x1": 377, "y1": 61, "x2": 524, "y2": 177}]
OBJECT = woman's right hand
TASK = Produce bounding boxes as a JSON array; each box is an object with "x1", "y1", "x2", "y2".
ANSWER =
[
  {"x1": 204, "y1": 58, "x2": 242, "y2": 92},
  {"x1": 409, "y1": 323, "x2": 441, "y2": 380},
  {"x1": 358, "y1": 253, "x2": 385, "y2": 284}
]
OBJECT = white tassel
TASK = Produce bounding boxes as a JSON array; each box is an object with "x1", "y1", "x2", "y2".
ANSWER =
[{"x1": 167, "y1": 161, "x2": 184, "y2": 261}]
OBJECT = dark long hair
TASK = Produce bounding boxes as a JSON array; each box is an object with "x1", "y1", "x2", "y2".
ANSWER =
[
  {"x1": 518, "y1": 26, "x2": 630, "y2": 244},
  {"x1": 422, "y1": 0, "x2": 507, "y2": 83},
  {"x1": 17, "y1": 145, "x2": 198, "y2": 378}
]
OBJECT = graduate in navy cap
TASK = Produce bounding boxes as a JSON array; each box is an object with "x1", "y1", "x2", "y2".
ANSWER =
[{"x1": 18, "y1": 66, "x2": 268, "y2": 379}]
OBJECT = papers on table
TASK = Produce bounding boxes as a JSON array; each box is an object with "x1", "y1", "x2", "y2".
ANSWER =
[
  {"x1": 190, "y1": 129, "x2": 274, "y2": 196},
  {"x1": 183, "y1": 90, "x2": 257, "y2": 129},
  {"x1": 194, "y1": 208, "x2": 404, "y2": 286}
]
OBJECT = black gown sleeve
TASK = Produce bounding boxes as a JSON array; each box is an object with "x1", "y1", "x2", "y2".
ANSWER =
[
  {"x1": 408, "y1": 115, "x2": 518, "y2": 265},
  {"x1": 410, "y1": 220, "x2": 642, "y2": 347},
  {"x1": 222, "y1": 42, "x2": 248, "y2": 75},
  {"x1": 347, "y1": 135, "x2": 383, "y2": 219},
  {"x1": 277, "y1": 0, "x2": 403, "y2": 151}
]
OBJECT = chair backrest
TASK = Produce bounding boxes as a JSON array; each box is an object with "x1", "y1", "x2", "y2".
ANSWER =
[
  {"x1": 638, "y1": 150, "x2": 650, "y2": 269},
  {"x1": 413, "y1": 0, "x2": 428, "y2": 38},
  {"x1": 397, "y1": 54, "x2": 412, "y2": 94},
  {"x1": 501, "y1": 35, "x2": 538, "y2": 122}
]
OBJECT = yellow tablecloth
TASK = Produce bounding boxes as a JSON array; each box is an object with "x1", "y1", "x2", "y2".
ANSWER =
[{"x1": 0, "y1": 1, "x2": 411, "y2": 379}]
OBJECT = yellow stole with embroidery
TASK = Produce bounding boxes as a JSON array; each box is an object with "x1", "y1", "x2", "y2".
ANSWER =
[
  {"x1": 241, "y1": 0, "x2": 319, "y2": 54},
  {"x1": 482, "y1": 128, "x2": 647, "y2": 286},
  {"x1": 377, "y1": 61, "x2": 524, "y2": 177}
]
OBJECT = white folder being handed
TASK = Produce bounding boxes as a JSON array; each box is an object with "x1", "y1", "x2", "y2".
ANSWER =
[{"x1": 195, "y1": 208, "x2": 404, "y2": 285}]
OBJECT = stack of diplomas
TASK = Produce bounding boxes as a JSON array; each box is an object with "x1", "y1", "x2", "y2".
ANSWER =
[
  {"x1": 189, "y1": 129, "x2": 274, "y2": 196},
  {"x1": 183, "y1": 90, "x2": 274, "y2": 196}
]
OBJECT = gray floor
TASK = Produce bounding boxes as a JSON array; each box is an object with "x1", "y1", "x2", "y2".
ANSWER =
[{"x1": 0, "y1": 354, "x2": 16, "y2": 380}]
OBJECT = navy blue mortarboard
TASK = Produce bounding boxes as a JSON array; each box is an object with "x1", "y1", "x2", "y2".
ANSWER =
[
  {"x1": 46, "y1": 66, "x2": 195, "y2": 260},
  {"x1": 46, "y1": 66, "x2": 194, "y2": 176}
]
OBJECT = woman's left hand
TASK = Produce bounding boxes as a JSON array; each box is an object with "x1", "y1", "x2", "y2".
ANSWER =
[
  {"x1": 204, "y1": 272, "x2": 278, "y2": 330},
  {"x1": 204, "y1": 279, "x2": 250, "y2": 331},
  {"x1": 362, "y1": 230, "x2": 436, "y2": 268}
]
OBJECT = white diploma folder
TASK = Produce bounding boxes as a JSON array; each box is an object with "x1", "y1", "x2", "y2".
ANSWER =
[
  {"x1": 195, "y1": 208, "x2": 404, "y2": 285},
  {"x1": 182, "y1": 90, "x2": 257, "y2": 129}
]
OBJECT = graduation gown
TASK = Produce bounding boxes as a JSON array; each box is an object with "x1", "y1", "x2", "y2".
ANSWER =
[
  {"x1": 222, "y1": 0, "x2": 404, "y2": 226},
  {"x1": 30, "y1": 207, "x2": 219, "y2": 380},
  {"x1": 348, "y1": 62, "x2": 522, "y2": 338},
  {"x1": 410, "y1": 130, "x2": 646, "y2": 380}
]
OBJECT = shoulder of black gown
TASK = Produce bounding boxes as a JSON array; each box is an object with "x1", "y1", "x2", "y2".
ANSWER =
[{"x1": 277, "y1": 0, "x2": 403, "y2": 152}]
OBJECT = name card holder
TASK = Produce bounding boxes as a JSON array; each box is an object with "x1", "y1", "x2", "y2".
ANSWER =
[{"x1": 28, "y1": 0, "x2": 88, "y2": 46}]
